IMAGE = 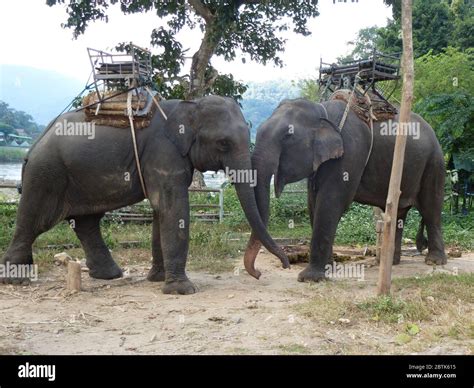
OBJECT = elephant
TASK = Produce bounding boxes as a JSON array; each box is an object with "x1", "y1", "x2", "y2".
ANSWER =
[
  {"x1": 244, "y1": 98, "x2": 447, "y2": 281},
  {"x1": 0, "y1": 95, "x2": 289, "y2": 294}
]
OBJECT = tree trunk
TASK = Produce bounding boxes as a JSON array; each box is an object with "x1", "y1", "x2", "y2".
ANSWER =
[
  {"x1": 186, "y1": 1, "x2": 223, "y2": 188},
  {"x1": 377, "y1": 0, "x2": 414, "y2": 295},
  {"x1": 187, "y1": 27, "x2": 218, "y2": 99}
]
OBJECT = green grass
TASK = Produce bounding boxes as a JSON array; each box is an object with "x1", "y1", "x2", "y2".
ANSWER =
[
  {"x1": 222, "y1": 183, "x2": 474, "y2": 249},
  {"x1": 295, "y1": 273, "x2": 474, "y2": 346},
  {"x1": 356, "y1": 295, "x2": 431, "y2": 323},
  {"x1": 0, "y1": 147, "x2": 27, "y2": 163},
  {"x1": 392, "y1": 272, "x2": 474, "y2": 303},
  {"x1": 0, "y1": 183, "x2": 473, "y2": 275}
]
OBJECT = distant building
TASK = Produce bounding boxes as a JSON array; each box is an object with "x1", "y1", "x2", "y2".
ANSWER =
[{"x1": 15, "y1": 128, "x2": 27, "y2": 137}]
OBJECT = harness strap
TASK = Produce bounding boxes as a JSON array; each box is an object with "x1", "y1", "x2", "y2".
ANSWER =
[
  {"x1": 127, "y1": 90, "x2": 148, "y2": 198},
  {"x1": 364, "y1": 92, "x2": 376, "y2": 168},
  {"x1": 338, "y1": 72, "x2": 361, "y2": 131},
  {"x1": 145, "y1": 86, "x2": 168, "y2": 121}
]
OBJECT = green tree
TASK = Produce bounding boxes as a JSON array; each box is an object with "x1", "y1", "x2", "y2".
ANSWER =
[
  {"x1": 377, "y1": 0, "x2": 473, "y2": 57},
  {"x1": 0, "y1": 101, "x2": 41, "y2": 137},
  {"x1": 450, "y1": 0, "x2": 474, "y2": 51},
  {"x1": 413, "y1": 47, "x2": 474, "y2": 104},
  {"x1": 46, "y1": 0, "x2": 320, "y2": 100},
  {"x1": 337, "y1": 26, "x2": 381, "y2": 63}
]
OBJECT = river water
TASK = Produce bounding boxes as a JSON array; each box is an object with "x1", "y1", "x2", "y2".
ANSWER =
[
  {"x1": 0, "y1": 163, "x2": 228, "y2": 189},
  {"x1": 0, "y1": 163, "x2": 22, "y2": 182}
]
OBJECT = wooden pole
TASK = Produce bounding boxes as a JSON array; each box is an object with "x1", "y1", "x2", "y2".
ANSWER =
[
  {"x1": 66, "y1": 261, "x2": 82, "y2": 292},
  {"x1": 377, "y1": 0, "x2": 414, "y2": 295},
  {"x1": 373, "y1": 207, "x2": 383, "y2": 263}
]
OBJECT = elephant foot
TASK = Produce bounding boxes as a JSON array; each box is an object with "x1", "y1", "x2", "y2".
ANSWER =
[
  {"x1": 147, "y1": 266, "x2": 166, "y2": 282},
  {"x1": 0, "y1": 274, "x2": 32, "y2": 285},
  {"x1": 425, "y1": 252, "x2": 447, "y2": 266},
  {"x1": 88, "y1": 260, "x2": 123, "y2": 280},
  {"x1": 297, "y1": 265, "x2": 327, "y2": 283},
  {"x1": 162, "y1": 278, "x2": 197, "y2": 295},
  {"x1": 0, "y1": 255, "x2": 34, "y2": 285},
  {"x1": 393, "y1": 253, "x2": 401, "y2": 265}
]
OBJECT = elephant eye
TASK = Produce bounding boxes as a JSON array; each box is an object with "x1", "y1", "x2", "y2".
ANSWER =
[{"x1": 217, "y1": 139, "x2": 231, "y2": 150}]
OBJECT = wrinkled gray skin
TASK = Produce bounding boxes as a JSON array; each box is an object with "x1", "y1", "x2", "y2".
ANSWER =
[
  {"x1": 244, "y1": 98, "x2": 447, "y2": 281},
  {"x1": 1, "y1": 95, "x2": 289, "y2": 294}
]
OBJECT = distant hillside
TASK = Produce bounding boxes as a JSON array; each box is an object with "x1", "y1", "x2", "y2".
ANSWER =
[
  {"x1": 240, "y1": 80, "x2": 300, "y2": 139},
  {"x1": 0, "y1": 65, "x2": 83, "y2": 125}
]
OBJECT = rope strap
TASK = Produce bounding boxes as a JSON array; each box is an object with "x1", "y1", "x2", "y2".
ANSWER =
[
  {"x1": 334, "y1": 71, "x2": 375, "y2": 168},
  {"x1": 127, "y1": 91, "x2": 148, "y2": 198},
  {"x1": 145, "y1": 86, "x2": 168, "y2": 121}
]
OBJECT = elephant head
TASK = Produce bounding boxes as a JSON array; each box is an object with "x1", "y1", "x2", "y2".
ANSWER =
[
  {"x1": 164, "y1": 95, "x2": 290, "y2": 269},
  {"x1": 244, "y1": 99, "x2": 344, "y2": 278}
]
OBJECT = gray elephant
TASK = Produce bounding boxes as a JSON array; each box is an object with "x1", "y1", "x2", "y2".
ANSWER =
[
  {"x1": 1, "y1": 95, "x2": 289, "y2": 293},
  {"x1": 244, "y1": 98, "x2": 447, "y2": 281}
]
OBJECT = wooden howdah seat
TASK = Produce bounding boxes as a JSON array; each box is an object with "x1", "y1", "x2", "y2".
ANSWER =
[
  {"x1": 81, "y1": 44, "x2": 159, "y2": 129},
  {"x1": 318, "y1": 48, "x2": 401, "y2": 122}
]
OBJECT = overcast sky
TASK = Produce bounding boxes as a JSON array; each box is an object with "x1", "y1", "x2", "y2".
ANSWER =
[{"x1": 0, "y1": 0, "x2": 393, "y2": 83}]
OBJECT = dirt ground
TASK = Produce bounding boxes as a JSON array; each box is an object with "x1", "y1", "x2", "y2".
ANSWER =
[{"x1": 0, "y1": 247, "x2": 473, "y2": 355}]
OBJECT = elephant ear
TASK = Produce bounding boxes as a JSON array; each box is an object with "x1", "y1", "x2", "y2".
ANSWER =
[
  {"x1": 164, "y1": 100, "x2": 198, "y2": 157},
  {"x1": 313, "y1": 118, "x2": 344, "y2": 172}
]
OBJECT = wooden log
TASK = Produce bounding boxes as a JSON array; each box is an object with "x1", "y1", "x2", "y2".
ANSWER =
[
  {"x1": 377, "y1": 0, "x2": 414, "y2": 296},
  {"x1": 66, "y1": 261, "x2": 82, "y2": 292},
  {"x1": 99, "y1": 101, "x2": 146, "y2": 111}
]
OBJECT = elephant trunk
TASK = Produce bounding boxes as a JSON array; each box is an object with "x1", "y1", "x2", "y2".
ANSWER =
[
  {"x1": 229, "y1": 159, "x2": 289, "y2": 274},
  {"x1": 243, "y1": 151, "x2": 275, "y2": 279}
]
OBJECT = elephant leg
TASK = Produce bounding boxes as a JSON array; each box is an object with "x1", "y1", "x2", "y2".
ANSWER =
[
  {"x1": 393, "y1": 207, "x2": 410, "y2": 265},
  {"x1": 72, "y1": 214, "x2": 122, "y2": 280},
  {"x1": 415, "y1": 164, "x2": 447, "y2": 265},
  {"x1": 307, "y1": 177, "x2": 316, "y2": 229},
  {"x1": 150, "y1": 185, "x2": 196, "y2": 295},
  {"x1": 147, "y1": 210, "x2": 165, "y2": 282},
  {"x1": 298, "y1": 170, "x2": 360, "y2": 282},
  {"x1": 1, "y1": 186, "x2": 65, "y2": 284},
  {"x1": 417, "y1": 194, "x2": 447, "y2": 266},
  {"x1": 298, "y1": 195, "x2": 345, "y2": 282}
]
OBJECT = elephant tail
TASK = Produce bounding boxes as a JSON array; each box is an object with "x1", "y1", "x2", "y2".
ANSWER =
[{"x1": 416, "y1": 218, "x2": 428, "y2": 252}]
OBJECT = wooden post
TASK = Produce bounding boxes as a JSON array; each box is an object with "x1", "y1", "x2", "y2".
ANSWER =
[
  {"x1": 373, "y1": 207, "x2": 383, "y2": 263},
  {"x1": 377, "y1": 0, "x2": 414, "y2": 295},
  {"x1": 66, "y1": 261, "x2": 82, "y2": 292}
]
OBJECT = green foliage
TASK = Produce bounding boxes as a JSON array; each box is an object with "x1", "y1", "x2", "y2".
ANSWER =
[
  {"x1": 337, "y1": 1, "x2": 474, "y2": 61},
  {"x1": 376, "y1": 0, "x2": 472, "y2": 57},
  {"x1": 0, "y1": 147, "x2": 28, "y2": 163},
  {"x1": 47, "y1": 0, "x2": 320, "y2": 100},
  {"x1": 0, "y1": 101, "x2": 42, "y2": 138},
  {"x1": 413, "y1": 47, "x2": 474, "y2": 102},
  {"x1": 297, "y1": 77, "x2": 320, "y2": 102},
  {"x1": 416, "y1": 92, "x2": 474, "y2": 166},
  {"x1": 337, "y1": 26, "x2": 381, "y2": 63},
  {"x1": 357, "y1": 295, "x2": 430, "y2": 323}
]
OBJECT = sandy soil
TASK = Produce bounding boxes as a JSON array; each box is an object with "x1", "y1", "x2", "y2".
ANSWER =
[{"x1": 0, "y1": 248, "x2": 472, "y2": 355}]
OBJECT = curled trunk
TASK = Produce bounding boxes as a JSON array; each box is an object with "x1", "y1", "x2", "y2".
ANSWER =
[
  {"x1": 243, "y1": 153, "x2": 275, "y2": 279},
  {"x1": 230, "y1": 160, "x2": 289, "y2": 271}
]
